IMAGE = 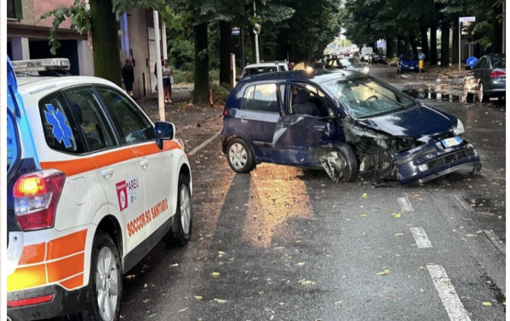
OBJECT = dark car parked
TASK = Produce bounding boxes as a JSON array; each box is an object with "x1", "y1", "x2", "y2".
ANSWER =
[
  {"x1": 369, "y1": 53, "x2": 386, "y2": 65},
  {"x1": 397, "y1": 53, "x2": 419, "y2": 73},
  {"x1": 463, "y1": 53, "x2": 506, "y2": 103},
  {"x1": 221, "y1": 70, "x2": 481, "y2": 185}
]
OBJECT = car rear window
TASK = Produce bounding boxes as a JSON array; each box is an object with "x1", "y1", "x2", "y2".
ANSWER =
[{"x1": 492, "y1": 56, "x2": 506, "y2": 68}]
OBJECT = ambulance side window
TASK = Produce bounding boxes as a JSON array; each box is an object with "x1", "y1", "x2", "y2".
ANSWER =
[
  {"x1": 7, "y1": 110, "x2": 18, "y2": 171},
  {"x1": 39, "y1": 91, "x2": 82, "y2": 153},
  {"x1": 63, "y1": 87, "x2": 118, "y2": 152},
  {"x1": 96, "y1": 86, "x2": 155, "y2": 145}
]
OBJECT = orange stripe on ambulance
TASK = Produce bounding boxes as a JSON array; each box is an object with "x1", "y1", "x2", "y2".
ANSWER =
[{"x1": 127, "y1": 198, "x2": 169, "y2": 237}]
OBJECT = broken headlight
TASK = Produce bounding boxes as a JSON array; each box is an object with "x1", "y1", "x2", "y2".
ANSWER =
[{"x1": 453, "y1": 119, "x2": 465, "y2": 136}]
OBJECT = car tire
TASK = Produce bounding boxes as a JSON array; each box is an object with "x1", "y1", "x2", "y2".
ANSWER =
[
  {"x1": 226, "y1": 138, "x2": 256, "y2": 173},
  {"x1": 83, "y1": 231, "x2": 122, "y2": 321},
  {"x1": 479, "y1": 83, "x2": 489, "y2": 103},
  {"x1": 166, "y1": 174, "x2": 192, "y2": 246},
  {"x1": 331, "y1": 144, "x2": 359, "y2": 182}
]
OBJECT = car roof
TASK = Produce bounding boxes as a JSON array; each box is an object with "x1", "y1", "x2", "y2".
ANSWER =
[
  {"x1": 238, "y1": 69, "x2": 359, "y2": 84},
  {"x1": 244, "y1": 62, "x2": 282, "y2": 68},
  {"x1": 16, "y1": 75, "x2": 119, "y2": 98}
]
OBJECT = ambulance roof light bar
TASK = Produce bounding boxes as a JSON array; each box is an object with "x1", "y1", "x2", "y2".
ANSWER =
[{"x1": 12, "y1": 58, "x2": 70, "y2": 74}]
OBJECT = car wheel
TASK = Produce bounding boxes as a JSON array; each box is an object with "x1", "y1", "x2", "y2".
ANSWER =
[
  {"x1": 84, "y1": 231, "x2": 122, "y2": 321},
  {"x1": 463, "y1": 90, "x2": 473, "y2": 103},
  {"x1": 227, "y1": 138, "x2": 256, "y2": 173},
  {"x1": 166, "y1": 174, "x2": 192, "y2": 246},
  {"x1": 327, "y1": 144, "x2": 359, "y2": 182},
  {"x1": 479, "y1": 83, "x2": 489, "y2": 103}
]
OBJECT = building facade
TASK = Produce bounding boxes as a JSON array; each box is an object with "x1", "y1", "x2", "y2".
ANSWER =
[{"x1": 7, "y1": 0, "x2": 165, "y2": 97}]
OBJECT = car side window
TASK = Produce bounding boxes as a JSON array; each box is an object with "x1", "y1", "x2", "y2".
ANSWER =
[
  {"x1": 63, "y1": 87, "x2": 118, "y2": 152},
  {"x1": 288, "y1": 84, "x2": 329, "y2": 117},
  {"x1": 39, "y1": 91, "x2": 83, "y2": 153},
  {"x1": 242, "y1": 84, "x2": 279, "y2": 113},
  {"x1": 96, "y1": 86, "x2": 156, "y2": 145}
]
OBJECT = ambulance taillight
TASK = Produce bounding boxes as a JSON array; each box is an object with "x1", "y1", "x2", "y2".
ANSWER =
[{"x1": 13, "y1": 169, "x2": 66, "y2": 231}]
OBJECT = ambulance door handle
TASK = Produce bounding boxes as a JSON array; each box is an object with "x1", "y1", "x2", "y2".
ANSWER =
[
  {"x1": 140, "y1": 158, "x2": 149, "y2": 169},
  {"x1": 101, "y1": 168, "x2": 114, "y2": 178}
]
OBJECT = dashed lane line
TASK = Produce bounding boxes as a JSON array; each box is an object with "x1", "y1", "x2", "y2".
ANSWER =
[
  {"x1": 397, "y1": 196, "x2": 414, "y2": 212},
  {"x1": 187, "y1": 131, "x2": 221, "y2": 156},
  {"x1": 410, "y1": 227, "x2": 433, "y2": 248},
  {"x1": 427, "y1": 265, "x2": 471, "y2": 321}
]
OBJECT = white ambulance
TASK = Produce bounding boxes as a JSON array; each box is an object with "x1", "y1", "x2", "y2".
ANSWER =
[{"x1": 7, "y1": 57, "x2": 193, "y2": 321}]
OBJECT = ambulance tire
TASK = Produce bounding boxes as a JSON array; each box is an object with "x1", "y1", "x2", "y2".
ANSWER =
[
  {"x1": 165, "y1": 174, "x2": 192, "y2": 247},
  {"x1": 83, "y1": 231, "x2": 122, "y2": 321}
]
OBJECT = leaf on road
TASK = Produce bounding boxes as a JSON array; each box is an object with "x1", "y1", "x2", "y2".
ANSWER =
[
  {"x1": 334, "y1": 301, "x2": 343, "y2": 307},
  {"x1": 395, "y1": 254, "x2": 401, "y2": 257},
  {"x1": 360, "y1": 214, "x2": 368, "y2": 218},
  {"x1": 377, "y1": 269, "x2": 390, "y2": 276},
  {"x1": 300, "y1": 280, "x2": 316, "y2": 285},
  {"x1": 482, "y1": 302, "x2": 492, "y2": 306},
  {"x1": 194, "y1": 296, "x2": 203, "y2": 300},
  {"x1": 362, "y1": 193, "x2": 368, "y2": 198},
  {"x1": 296, "y1": 262, "x2": 306, "y2": 266},
  {"x1": 211, "y1": 272, "x2": 220, "y2": 277},
  {"x1": 170, "y1": 263, "x2": 179, "y2": 267},
  {"x1": 274, "y1": 246, "x2": 285, "y2": 250},
  {"x1": 466, "y1": 234, "x2": 475, "y2": 237},
  {"x1": 394, "y1": 233, "x2": 404, "y2": 236},
  {"x1": 392, "y1": 213, "x2": 401, "y2": 219},
  {"x1": 213, "y1": 298, "x2": 227, "y2": 303},
  {"x1": 426, "y1": 262, "x2": 435, "y2": 266},
  {"x1": 178, "y1": 307, "x2": 188, "y2": 312},
  {"x1": 420, "y1": 266, "x2": 425, "y2": 270}
]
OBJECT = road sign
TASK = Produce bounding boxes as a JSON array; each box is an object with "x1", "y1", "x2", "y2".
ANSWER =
[
  {"x1": 466, "y1": 57, "x2": 478, "y2": 67},
  {"x1": 459, "y1": 16, "x2": 476, "y2": 22},
  {"x1": 232, "y1": 27, "x2": 240, "y2": 36},
  {"x1": 418, "y1": 53, "x2": 425, "y2": 60}
]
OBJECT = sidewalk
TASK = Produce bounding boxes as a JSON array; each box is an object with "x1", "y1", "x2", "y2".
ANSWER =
[{"x1": 134, "y1": 85, "x2": 223, "y2": 134}]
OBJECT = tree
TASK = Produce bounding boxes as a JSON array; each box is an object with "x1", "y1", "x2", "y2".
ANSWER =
[{"x1": 39, "y1": 0, "x2": 165, "y2": 86}]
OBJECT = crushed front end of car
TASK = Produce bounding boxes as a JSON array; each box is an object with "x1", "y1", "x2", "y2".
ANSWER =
[{"x1": 321, "y1": 118, "x2": 481, "y2": 185}]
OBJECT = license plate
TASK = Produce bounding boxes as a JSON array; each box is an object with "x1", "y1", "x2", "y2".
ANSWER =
[
  {"x1": 442, "y1": 136, "x2": 462, "y2": 148},
  {"x1": 409, "y1": 67, "x2": 415, "y2": 70}
]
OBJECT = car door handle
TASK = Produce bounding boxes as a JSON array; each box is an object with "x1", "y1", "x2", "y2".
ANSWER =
[
  {"x1": 101, "y1": 168, "x2": 114, "y2": 178},
  {"x1": 140, "y1": 158, "x2": 149, "y2": 169}
]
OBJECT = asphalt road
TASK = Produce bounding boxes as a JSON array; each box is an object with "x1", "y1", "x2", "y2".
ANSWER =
[{"x1": 115, "y1": 65, "x2": 506, "y2": 321}]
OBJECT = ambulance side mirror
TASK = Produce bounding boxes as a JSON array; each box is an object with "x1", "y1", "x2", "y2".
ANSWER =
[{"x1": 154, "y1": 121, "x2": 175, "y2": 150}]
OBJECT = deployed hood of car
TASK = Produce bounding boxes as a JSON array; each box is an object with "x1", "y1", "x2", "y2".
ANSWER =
[{"x1": 357, "y1": 105, "x2": 457, "y2": 138}]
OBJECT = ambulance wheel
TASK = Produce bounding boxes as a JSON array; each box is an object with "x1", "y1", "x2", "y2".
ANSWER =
[
  {"x1": 165, "y1": 174, "x2": 192, "y2": 246},
  {"x1": 84, "y1": 231, "x2": 122, "y2": 321},
  {"x1": 226, "y1": 138, "x2": 256, "y2": 173}
]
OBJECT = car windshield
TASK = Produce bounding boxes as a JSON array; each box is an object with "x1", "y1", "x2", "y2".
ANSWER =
[
  {"x1": 339, "y1": 58, "x2": 360, "y2": 66},
  {"x1": 491, "y1": 56, "x2": 506, "y2": 68},
  {"x1": 323, "y1": 77, "x2": 416, "y2": 119},
  {"x1": 244, "y1": 67, "x2": 278, "y2": 77}
]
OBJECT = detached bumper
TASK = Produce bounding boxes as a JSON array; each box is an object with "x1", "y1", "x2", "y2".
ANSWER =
[
  {"x1": 8, "y1": 285, "x2": 88, "y2": 321},
  {"x1": 394, "y1": 139, "x2": 481, "y2": 185}
]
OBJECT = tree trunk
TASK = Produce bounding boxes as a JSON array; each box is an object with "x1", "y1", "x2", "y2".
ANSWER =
[
  {"x1": 193, "y1": 22, "x2": 210, "y2": 106},
  {"x1": 420, "y1": 24, "x2": 430, "y2": 62},
  {"x1": 89, "y1": 0, "x2": 121, "y2": 86},
  {"x1": 397, "y1": 35, "x2": 403, "y2": 57},
  {"x1": 219, "y1": 21, "x2": 232, "y2": 86},
  {"x1": 410, "y1": 36, "x2": 418, "y2": 57},
  {"x1": 440, "y1": 20, "x2": 450, "y2": 68},
  {"x1": 386, "y1": 36, "x2": 394, "y2": 58},
  {"x1": 430, "y1": 24, "x2": 438, "y2": 65},
  {"x1": 452, "y1": 18, "x2": 459, "y2": 64}
]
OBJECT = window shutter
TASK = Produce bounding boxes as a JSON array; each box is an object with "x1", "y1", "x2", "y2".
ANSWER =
[{"x1": 14, "y1": 0, "x2": 23, "y2": 20}]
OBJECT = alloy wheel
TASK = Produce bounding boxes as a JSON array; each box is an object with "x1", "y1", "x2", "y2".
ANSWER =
[
  {"x1": 95, "y1": 247, "x2": 119, "y2": 321},
  {"x1": 179, "y1": 183, "x2": 191, "y2": 234}
]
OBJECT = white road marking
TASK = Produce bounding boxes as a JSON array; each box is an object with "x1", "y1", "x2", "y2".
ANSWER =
[
  {"x1": 427, "y1": 265, "x2": 471, "y2": 321},
  {"x1": 187, "y1": 131, "x2": 221, "y2": 156},
  {"x1": 398, "y1": 196, "x2": 414, "y2": 212},
  {"x1": 410, "y1": 227, "x2": 433, "y2": 248},
  {"x1": 483, "y1": 230, "x2": 506, "y2": 255}
]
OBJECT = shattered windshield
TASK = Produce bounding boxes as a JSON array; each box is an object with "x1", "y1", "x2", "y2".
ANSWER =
[{"x1": 323, "y1": 77, "x2": 416, "y2": 119}]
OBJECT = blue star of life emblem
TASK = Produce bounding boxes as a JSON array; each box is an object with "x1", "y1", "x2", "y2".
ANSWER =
[{"x1": 44, "y1": 104, "x2": 74, "y2": 148}]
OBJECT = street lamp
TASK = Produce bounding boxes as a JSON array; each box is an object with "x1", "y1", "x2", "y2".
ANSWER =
[{"x1": 253, "y1": 1, "x2": 260, "y2": 63}]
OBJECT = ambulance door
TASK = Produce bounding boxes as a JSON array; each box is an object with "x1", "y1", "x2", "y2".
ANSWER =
[
  {"x1": 62, "y1": 86, "x2": 148, "y2": 254},
  {"x1": 95, "y1": 86, "x2": 174, "y2": 239}
]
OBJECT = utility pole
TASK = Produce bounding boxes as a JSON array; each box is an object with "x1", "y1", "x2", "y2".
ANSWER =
[
  {"x1": 153, "y1": 10, "x2": 165, "y2": 121},
  {"x1": 253, "y1": 1, "x2": 260, "y2": 63}
]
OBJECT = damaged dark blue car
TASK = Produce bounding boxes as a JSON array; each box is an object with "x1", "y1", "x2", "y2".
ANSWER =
[{"x1": 221, "y1": 70, "x2": 482, "y2": 185}]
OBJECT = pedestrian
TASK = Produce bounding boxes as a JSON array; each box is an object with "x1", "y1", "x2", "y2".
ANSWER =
[
  {"x1": 289, "y1": 62, "x2": 295, "y2": 70},
  {"x1": 122, "y1": 58, "x2": 134, "y2": 96},
  {"x1": 162, "y1": 59, "x2": 174, "y2": 103}
]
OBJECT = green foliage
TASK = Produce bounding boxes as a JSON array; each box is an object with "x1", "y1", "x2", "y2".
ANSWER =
[{"x1": 210, "y1": 82, "x2": 231, "y2": 105}]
